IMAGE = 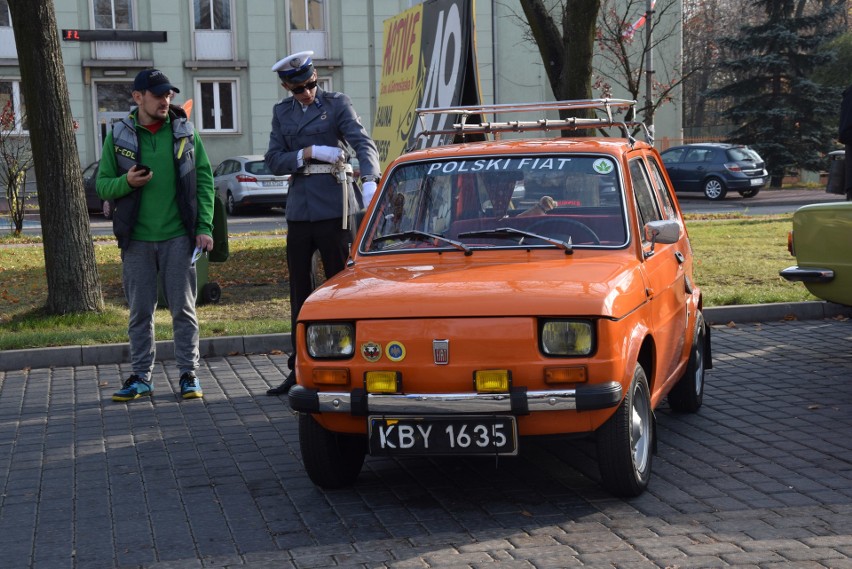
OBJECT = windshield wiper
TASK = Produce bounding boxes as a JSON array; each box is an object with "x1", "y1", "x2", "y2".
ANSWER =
[
  {"x1": 458, "y1": 227, "x2": 573, "y2": 254},
  {"x1": 372, "y1": 230, "x2": 472, "y2": 255}
]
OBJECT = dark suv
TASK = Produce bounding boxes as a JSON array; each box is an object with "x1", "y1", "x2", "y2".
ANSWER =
[{"x1": 660, "y1": 143, "x2": 768, "y2": 201}]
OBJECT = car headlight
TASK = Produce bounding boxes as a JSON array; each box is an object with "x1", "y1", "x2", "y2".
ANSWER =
[
  {"x1": 540, "y1": 320, "x2": 594, "y2": 356},
  {"x1": 306, "y1": 323, "x2": 355, "y2": 359}
]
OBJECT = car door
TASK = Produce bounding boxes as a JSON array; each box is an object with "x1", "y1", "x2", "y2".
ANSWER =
[
  {"x1": 660, "y1": 147, "x2": 686, "y2": 190},
  {"x1": 629, "y1": 152, "x2": 688, "y2": 385},
  {"x1": 680, "y1": 147, "x2": 712, "y2": 191},
  {"x1": 213, "y1": 160, "x2": 235, "y2": 200}
]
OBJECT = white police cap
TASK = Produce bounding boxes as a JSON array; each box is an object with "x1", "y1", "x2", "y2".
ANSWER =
[{"x1": 272, "y1": 50, "x2": 315, "y2": 83}]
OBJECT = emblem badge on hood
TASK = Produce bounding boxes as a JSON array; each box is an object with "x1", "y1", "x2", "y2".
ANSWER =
[{"x1": 361, "y1": 342, "x2": 381, "y2": 362}]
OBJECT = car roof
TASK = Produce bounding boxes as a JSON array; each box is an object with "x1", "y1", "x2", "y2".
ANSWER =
[
  {"x1": 663, "y1": 143, "x2": 744, "y2": 152},
  {"x1": 226, "y1": 155, "x2": 266, "y2": 162}
]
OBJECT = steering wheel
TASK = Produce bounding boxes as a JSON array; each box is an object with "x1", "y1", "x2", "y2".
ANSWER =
[{"x1": 524, "y1": 218, "x2": 601, "y2": 245}]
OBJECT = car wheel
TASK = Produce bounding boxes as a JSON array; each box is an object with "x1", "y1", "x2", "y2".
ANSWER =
[
  {"x1": 200, "y1": 282, "x2": 221, "y2": 305},
  {"x1": 226, "y1": 191, "x2": 238, "y2": 215},
  {"x1": 702, "y1": 177, "x2": 727, "y2": 201},
  {"x1": 299, "y1": 413, "x2": 366, "y2": 489},
  {"x1": 738, "y1": 189, "x2": 760, "y2": 198},
  {"x1": 596, "y1": 363, "x2": 653, "y2": 497},
  {"x1": 668, "y1": 311, "x2": 706, "y2": 413},
  {"x1": 102, "y1": 200, "x2": 113, "y2": 220}
]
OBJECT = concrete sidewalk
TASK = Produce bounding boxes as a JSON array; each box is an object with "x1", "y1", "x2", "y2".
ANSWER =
[
  {"x1": 1, "y1": 312, "x2": 851, "y2": 568},
  {"x1": 2, "y1": 300, "x2": 851, "y2": 372}
]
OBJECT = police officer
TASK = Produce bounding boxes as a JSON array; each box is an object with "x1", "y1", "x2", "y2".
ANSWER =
[{"x1": 264, "y1": 51, "x2": 381, "y2": 395}]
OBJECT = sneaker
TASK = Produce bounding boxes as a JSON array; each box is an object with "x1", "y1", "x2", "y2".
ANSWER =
[
  {"x1": 180, "y1": 372, "x2": 203, "y2": 399},
  {"x1": 113, "y1": 375, "x2": 152, "y2": 402}
]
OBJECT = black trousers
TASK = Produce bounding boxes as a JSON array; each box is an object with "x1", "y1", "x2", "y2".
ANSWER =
[
  {"x1": 846, "y1": 144, "x2": 852, "y2": 200},
  {"x1": 286, "y1": 217, "x2": 351, "y2": 369}
]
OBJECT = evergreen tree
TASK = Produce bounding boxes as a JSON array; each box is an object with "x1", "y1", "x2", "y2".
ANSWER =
[{"x1": 707, "y1": 0, "x2": 843, "y2": 187}]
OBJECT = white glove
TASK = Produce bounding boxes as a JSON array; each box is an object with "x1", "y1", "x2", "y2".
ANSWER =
[
  {"x1": 362, "y1": 181, "x2": 377, "y2": 205},
  {"x1": 311, "y1": 145, "x2": 343, "y2": 164}
]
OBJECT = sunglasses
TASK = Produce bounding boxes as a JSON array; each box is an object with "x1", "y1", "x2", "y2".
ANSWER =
[{"x1": 290, "y1": 80, "x2": 318, "y2": 95}]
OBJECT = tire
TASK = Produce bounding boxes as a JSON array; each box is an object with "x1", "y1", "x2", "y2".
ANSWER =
[
  {"x1": 738, "y1": 189, "x2": 760, "y2": 198},
  {"x1": 102, "y1": 200, "x2": 113, "y2": 220},
  {"x1": 299, "y1": 413, "x2": 367, "y2": 489},
  {"x1": 596, "y1": 363, "x2": 654, "y2": 497},
  {"x1": 702, "y1": 177, "x2": 727, "y2": 201},
  {"x1": 668, "y1": 311, "x2": 706, "y2": 413},
  {"x1": 226, "y1": 191, "x2": 238, "y2": 215},
  {"x1": 200, "y1": 282, "x2": 221, "y2": 304}
]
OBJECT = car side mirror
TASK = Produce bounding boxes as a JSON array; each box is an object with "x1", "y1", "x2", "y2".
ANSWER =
[{"x1": 644, "y1": 219, "x2": 680, "y2": 257}]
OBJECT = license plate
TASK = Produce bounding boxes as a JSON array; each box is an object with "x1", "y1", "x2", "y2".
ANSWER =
[
  {"x1": 750, "y1": 177, "x2": 763, "y2": 186},
  {"x1": 368, "y1": 415, "x2": 518, "y2": 455},
  {"x1": 262, "y1": 180, "x2": 283, "y2": 187}
]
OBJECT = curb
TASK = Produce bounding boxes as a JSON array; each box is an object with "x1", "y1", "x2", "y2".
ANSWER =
[{"x1": 1, "y1": 302, "x2": 851, "y2": 373}]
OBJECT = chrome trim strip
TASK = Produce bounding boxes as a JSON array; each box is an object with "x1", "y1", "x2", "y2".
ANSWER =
[{"x1": 316, "y1": 389, "x2": 583, "y2": 413}]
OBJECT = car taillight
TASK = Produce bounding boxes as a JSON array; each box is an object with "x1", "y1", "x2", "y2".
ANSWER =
[
  {"x1": 787, "y1": 230, "x2": 794, "y2": 255},
  {"x1": 236, "y1": 174, "x2": 257, "y2": 183},
  {"x1": 724, "y1": 162, "x2": 742, "y2": 172}
]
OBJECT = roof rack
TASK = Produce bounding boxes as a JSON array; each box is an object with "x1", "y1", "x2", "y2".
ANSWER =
[{"x1": 412, "y1": 99, "x2": 651, "y2": 145}]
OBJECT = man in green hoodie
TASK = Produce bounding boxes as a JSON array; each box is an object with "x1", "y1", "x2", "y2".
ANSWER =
[{"x1": 97, "y1": 69, "x2": 215, "y2": 402}]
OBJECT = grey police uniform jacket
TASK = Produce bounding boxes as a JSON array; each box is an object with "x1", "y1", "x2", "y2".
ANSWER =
[{"x1": 265, "y1": 89, "x2": 380, "y2": 222}]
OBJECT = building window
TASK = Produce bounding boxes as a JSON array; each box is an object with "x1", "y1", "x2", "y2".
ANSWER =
[
  {"x1": 289, "y1": 0, "x2": 327, "y2": 58},
  {"x1": 290, "y1": 0, "x2": 325, "y2": 31},
  {"x1": 0, "y1": 1, "x2": 10, "y2": 26},
  {"x1": 193, "y1": 0, "x2": 234, "y2": 60},
  {"x1": 195, "y1": 0, "x2": 231, "y2": 30},
  {"x1": 0, "y1": 0, "x2": 16, "y2": 59},
  {"x1": 0, "y1": 80, "x2": 27, "y2": 134},
  {"x1": 94, "y1": 0, "x2": 132, "y2": 30},
  {"x1": 92, "y1": 0, "x2": 135, "y2": 59},
  {"x1": 196, "y1": 80, "x2": 237, "y2": 133}
]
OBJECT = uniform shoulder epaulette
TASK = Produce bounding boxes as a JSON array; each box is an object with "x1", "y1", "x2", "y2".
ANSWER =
[{"x1": 322, "y1": 91, "x2": 342, "y2": 99}]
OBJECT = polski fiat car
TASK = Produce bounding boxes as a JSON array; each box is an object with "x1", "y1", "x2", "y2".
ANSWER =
[
  {"x1": 288, "y1": 100, "x2": 711, "y2": 497},
  {"x1": 780, "y1": 202, "x2": 852, "y2": 306}
]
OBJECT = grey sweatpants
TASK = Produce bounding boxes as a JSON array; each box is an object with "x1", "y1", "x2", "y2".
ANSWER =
[{"x1": 121, "y1": 236, "x2": 199, "y2": 383}]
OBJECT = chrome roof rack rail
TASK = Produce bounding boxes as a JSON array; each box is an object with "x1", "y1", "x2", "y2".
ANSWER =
[{"x1": 413, "y1": 99, "x2": 647, "y2": 143}]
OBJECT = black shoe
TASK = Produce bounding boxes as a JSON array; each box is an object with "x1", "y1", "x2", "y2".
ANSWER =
[{"x1": 266, "y1": 371, "x2": 296, "y2": 396}]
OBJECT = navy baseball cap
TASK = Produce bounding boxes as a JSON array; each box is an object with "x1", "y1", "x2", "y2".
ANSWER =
[
  {"x1": 133, "y1": 69, "x2": 180, "y2": 96},
  {"x1": 272, "y1": 51, "x2": 315, "y2": 84}
]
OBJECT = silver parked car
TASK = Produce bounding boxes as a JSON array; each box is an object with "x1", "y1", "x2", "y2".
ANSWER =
[{"x1": 213, "y1": 155, "x2": 289, "y2": 215}]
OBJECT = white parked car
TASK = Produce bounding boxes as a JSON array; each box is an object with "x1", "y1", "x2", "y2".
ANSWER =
[{"x1": 213, "y1": 155, "x2": 289, "y2": 215}]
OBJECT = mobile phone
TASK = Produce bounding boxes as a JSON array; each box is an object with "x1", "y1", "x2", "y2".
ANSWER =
[{"x1": 135, "y1": 164, "x2": 151, "y2": 175}]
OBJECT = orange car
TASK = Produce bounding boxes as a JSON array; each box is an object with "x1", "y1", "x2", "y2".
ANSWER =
[{"x1": 289, "y1": 100, "x2": 711, "y2": 497}]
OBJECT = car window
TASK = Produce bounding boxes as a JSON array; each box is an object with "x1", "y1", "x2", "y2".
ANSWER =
[
  {"x1": 362, "y1": 155, "x2": 628, "y2": 253},
  {"x1": 629, "y1": 158, "x2": 661, "y2": 243},
  {"x1": 646, "y1": 156, "x2": 678, "y2": 221},
  {"x1": 726, "y1": 147, "x2": 754, "y2": 161},
  {"x1": 246, "y1": 161, "x2": 273, "y2": 175},
  {"x1": 661, "y1": 148, "x2": 684, "y2": 164},
  {"x1": 684, "y1": 148, "x2": 712, "y2": 163}
]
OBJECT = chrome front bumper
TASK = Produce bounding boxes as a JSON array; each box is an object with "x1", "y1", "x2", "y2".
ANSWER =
[
  {"x1": 780, "y1": 266, "x2": 835, "y2": 283},
  {"x1": 288, "y1": 382, "x2": 623, "y2": 416}
]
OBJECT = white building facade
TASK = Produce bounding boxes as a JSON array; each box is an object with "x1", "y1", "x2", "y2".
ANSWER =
[{"x1": 0, "y1": 0, "x2": 681, "y2": 170}]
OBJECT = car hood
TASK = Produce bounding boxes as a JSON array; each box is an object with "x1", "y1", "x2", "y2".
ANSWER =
[{"x1": 299, "y1": 254, "x2": 647, "y2": 321}]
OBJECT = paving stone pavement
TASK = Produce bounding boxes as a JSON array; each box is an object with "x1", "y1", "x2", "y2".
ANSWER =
[{"x1": 1, "y1": 318, "x2": 851, "y2": 569}]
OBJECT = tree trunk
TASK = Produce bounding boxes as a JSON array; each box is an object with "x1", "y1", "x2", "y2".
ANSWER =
[
  {"x1": 520, "y1": 0, "x2": 601, "y2": 133},
  {"x1": 8, "y1": 0, "x2": 103, "y2": 313}
]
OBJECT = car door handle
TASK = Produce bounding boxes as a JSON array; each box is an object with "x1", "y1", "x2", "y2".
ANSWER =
[{"x1": 675, "y1": 251, "x2": 685, "y2": 264}]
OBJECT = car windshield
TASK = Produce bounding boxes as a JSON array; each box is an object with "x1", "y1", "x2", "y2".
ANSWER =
[
  {"x1": 246, "y1": 161, "x2": 273, "y2": 175},
  {"x1": 360, "y1": 155, "x2": 628, "y2": 254}
]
